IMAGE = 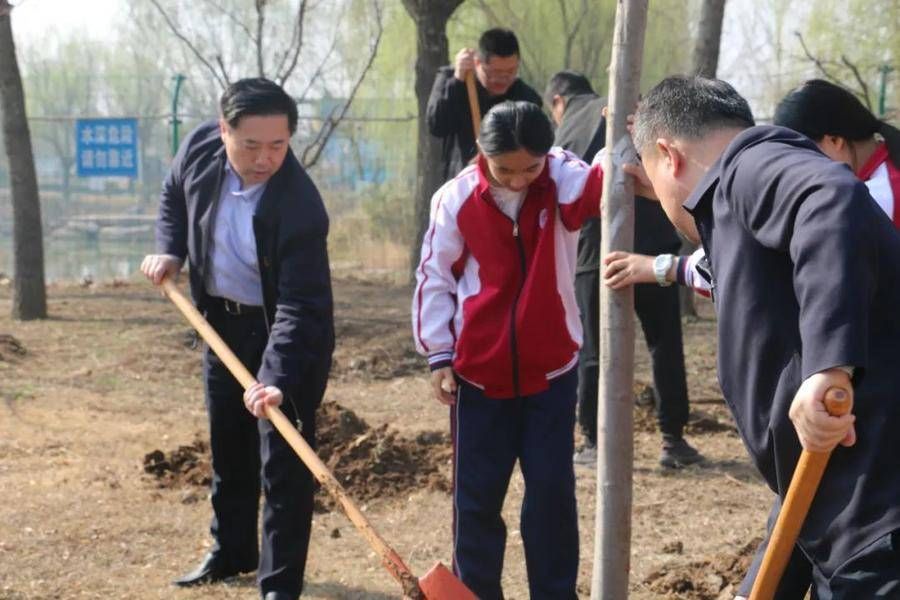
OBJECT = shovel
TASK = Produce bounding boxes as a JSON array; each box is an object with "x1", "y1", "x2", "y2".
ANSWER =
[
  {"x1": 748, "y1": 387, "x2": 852, "y2": 600},
  {"x1": 159, "y1": 278, "x2": 475, "y2": 600},
  {"x1": 464, "y1": 70, "x2": 481, "y2": 141}
]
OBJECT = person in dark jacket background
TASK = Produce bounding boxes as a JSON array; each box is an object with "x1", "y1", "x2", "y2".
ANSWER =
[
  {"x1": 426, "y1": 27, "x2": 542, "y2": 181},
  {"x1": 546, "y1": 70, "x2": 702, "y2": 469},
  {"x1": 632, "y1": 74, "x2": 900, "y2": 599},
  {"x1": 141, "y1": 78, "x2": 334, "y2": 600}
]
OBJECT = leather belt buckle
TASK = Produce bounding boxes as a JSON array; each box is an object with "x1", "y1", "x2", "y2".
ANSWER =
[{"x1": 222, "y1": 298, "x2": 242, "y2": 315}]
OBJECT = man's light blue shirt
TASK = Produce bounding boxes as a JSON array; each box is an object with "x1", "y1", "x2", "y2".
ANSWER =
[{"x1": 205, "y1": 163, "x2": 266, "y2": 306}]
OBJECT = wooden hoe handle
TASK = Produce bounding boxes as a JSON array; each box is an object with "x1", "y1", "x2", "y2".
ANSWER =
[
  {"x1": 464, "y1": 70, "x2": 481, "y2": 142},
  {"x1": 749, "y1": 387, "x2": 852, "y2": 600},
  {"x1": 159, "y1": 278, "x2": 425, "y2": 599}
]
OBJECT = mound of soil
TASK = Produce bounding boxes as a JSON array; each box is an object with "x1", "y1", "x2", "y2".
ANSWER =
[
  {"x1": 142, "y1": 439, "x2": 211, "y2": 488},
  {"x1": 644, "y1": 537, "x2": 761, "y2": 600},
  {"x1": 0, "y1": 333, "x2": 26, "y2": 361},
  {"x1": 142, "y1": 402, "x2": 452, "y2": 512},
  {"x1": 314, "y1": 402, "x2": 451, "y2": 511}
]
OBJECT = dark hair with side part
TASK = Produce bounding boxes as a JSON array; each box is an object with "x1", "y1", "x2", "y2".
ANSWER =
[
  {"x1": 632, "y1": 75, "x2": 754, "y2": 152},
  {"x1": 544, "y1": 70, "x2": 595, "y2": 105},
  {"x1": 479, "y1": 101, "x2": 554, "y2": 157},
  {"x1": 774, "y1": 79, "x2": 900, "y2": 167},
  {"x1": 220, "y1": 77, "x2": 299, "y2": 135},
  {"x1": 478, "y1": 28, "x2": 520, "y2": 61}
]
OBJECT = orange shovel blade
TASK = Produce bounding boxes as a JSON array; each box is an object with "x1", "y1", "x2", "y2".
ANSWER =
[{"x1": 418, "y1": 562, "x2": 477, "y2": 600}]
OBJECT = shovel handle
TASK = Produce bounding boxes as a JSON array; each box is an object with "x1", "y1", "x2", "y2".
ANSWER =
[
  {"x1": 159, "y1": 278, "x2": 424, "y2": 599},
  {"x1": 748, "y1": 386, "x2": 852, "y2": 600},
  {"x1": 464, "y1": 70, "x2": 481, "y2": 142}
]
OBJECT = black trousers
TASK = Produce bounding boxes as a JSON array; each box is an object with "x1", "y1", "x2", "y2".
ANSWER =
[
  {"x1": 451, "y1": 368, "x2": 579, "y2": 599},
  {"x1": 203, "y1": 305, "x2": 316, "y2": 598},
  {"x1": 739, "y1": 498, "x2": 900, "y2": 599},
  {"x1": 575, "y1": 268, "x2": 690, "y2": 443}
]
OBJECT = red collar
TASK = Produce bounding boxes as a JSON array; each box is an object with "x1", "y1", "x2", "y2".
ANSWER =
[{"x1": 856, "y1": 142, "x2": 888, "y2": 181}]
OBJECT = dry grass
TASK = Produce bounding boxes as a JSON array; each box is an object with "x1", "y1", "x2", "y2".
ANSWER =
[{"x1": 0, "y1": 279, "x2": 772, "y2": 599}]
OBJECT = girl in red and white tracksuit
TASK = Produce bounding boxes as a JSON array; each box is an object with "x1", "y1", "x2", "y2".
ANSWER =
[
  {"x1": 776, "y1": 79, "x2": 900, "y2": 228},
  {"x1": 412, "y1": 101, "x2": 602, "y2": 599}
]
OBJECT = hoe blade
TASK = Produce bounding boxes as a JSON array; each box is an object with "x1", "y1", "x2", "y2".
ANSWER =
[{"x1": 418, "y1": 562, "x2": 477, "y2": 600}]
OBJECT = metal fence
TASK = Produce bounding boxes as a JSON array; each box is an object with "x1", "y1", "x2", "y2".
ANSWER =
[{"x1": 0, "y1": 99, "x2": 418, "y2": 282}]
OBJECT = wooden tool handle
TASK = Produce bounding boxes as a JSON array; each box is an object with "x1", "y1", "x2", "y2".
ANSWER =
[
  {"x1": 464, "y1": 70, "x2": 481, "y2": 142},
  {"x1": 748, "y1": 386, "x2": 853, "y2": 600},
  {"x1": 823, "y1": 386, "x2": 851, "y2": 417},
  {"x1": 159, "y1": 279, "x2": 423, "y2": 597}
]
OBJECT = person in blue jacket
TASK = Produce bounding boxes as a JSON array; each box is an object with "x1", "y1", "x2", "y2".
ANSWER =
[
  {"x1": 631, "y1": 75, "x2": 900, "y2": 599},
  {"x1": 141, "y1": 78, "x2": 334, "y2": 600}
]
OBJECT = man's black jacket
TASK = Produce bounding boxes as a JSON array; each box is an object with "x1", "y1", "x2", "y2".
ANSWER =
[
  {"x1": 427, "y1": 66, "x2": 542, "y2": 181},
  {"x1": 686, "y1": 125, "x2": 900, "y2": 577},
  {"x1": 156, "y1": 120, "x2": 334, "y2": 410},
  {"x1": 553, "y1": 93, "x2": 681, "y2": 272}
]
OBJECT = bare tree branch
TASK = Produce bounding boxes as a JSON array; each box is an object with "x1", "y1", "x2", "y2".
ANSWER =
[
  {"x1": 276, "y1": 0, "x2": 309, "y2": 85},
  {"x1": 295, "y1": 4, "x2": 344, "y2": 103},
  {"x1": 795, "y1": 31, "x2": 873, "y2": 110},
  {"x1": 301, "y1": 0, "x2": 384, "y2": 168},
  {"x1": 199, "y1": 0, "x2": 256, "y2": 43},
  {"x1": 255, "y1": 0, "x2": 266, "y2": 78},
  {"x1": 841, "y1": 54, "x2": 873, "y2": 110},
  {"x1": 214, "y1": 54, "x2": 231, "y2": 86},
  {"x1": 795, "y1": 31, "x2": 841, "y2": 85},
  {"x1": 559, "y1": 0, "x2": 589, "y2": 69},
  {"x1": 300, "y1": 103, "x2": 340, "y2": 162},
  {"x1": 149, "y1": 0, "x2": 228, "y2": 89}
]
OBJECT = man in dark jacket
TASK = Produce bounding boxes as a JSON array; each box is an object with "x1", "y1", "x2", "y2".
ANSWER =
[
  {"x1": 427, "y1": 27, "x2": 542, "y2": 181},
  {"x1": 632, "y1": 74, "x2": 900, "y2": 598},
  {"x1": 141, "y1": 78, "x2": 334, "y2": 600},
  {"x1": 546, "y1": 71, "x2": 701, "y2": 469}
]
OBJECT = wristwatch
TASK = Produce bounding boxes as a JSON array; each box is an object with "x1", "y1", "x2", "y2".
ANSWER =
[{"x1": 653, "y1": 254, "x2": 674, "y2": 287}]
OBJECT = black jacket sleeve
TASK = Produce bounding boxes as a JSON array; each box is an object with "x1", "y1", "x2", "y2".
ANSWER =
[
  {"x1": 514, "y1": 80, "x2": 544, "y2": 108},
  {"x1": 427, "y1": 66, "x2": 466, "y2": 138},
  {"x1": 155, "y1": 133, "x2": 191, "y2": 260},
  {"x1": 724, "y1": 142, "x2": 877, "y2": 380},
  {"x1": 257, "y1": 176, "x2": 334, "y2": 404}
]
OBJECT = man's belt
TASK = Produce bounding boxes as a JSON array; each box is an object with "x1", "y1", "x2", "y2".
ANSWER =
[{"x1": 208, "y1": 296, "x2": 264, "y2": 316}]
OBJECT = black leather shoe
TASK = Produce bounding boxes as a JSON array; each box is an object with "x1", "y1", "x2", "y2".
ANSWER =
[
  {"x1": 172, "y1": 551, "x2": 252, "y2": 587},
  {"x1": 263, "y1": 592, "x2": 295, "y2": 600}
]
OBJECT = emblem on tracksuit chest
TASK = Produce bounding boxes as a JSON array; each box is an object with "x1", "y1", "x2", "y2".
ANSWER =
[{"x1": 539, "y1": 208, "x2": 549, "y2": 229}]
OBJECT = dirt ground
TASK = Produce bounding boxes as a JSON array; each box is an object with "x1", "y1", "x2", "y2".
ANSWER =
[{"x1": 0, "y1": 276, "x2": 775, "y2": 599}]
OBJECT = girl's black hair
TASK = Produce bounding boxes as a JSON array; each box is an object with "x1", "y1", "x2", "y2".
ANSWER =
[
  {"x1": 479, "y1": 100, "x2": 554, "y2": 157},
  {"x1": 774, "y1": 79, "x2": 900, "y2": 167}
]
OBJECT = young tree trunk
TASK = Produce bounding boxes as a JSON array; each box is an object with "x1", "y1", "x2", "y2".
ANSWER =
[
  {"x1": 592, "y1": 1, "x2": 648, "y2": 597},
  {"x1": 401, "y1": 0, "x2": 464, "y2": 281},
  {"x1": 0, "y1": 4, "x2": 47, "y2": 319}
]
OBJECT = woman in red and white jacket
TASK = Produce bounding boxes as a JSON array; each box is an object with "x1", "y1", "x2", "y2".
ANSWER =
[
  {"x1": 412, "y1": 100, "x2": 608, "y2": 598},
  {"x1": 776, "y1": 79, "x2": 900, "y2": 226}
]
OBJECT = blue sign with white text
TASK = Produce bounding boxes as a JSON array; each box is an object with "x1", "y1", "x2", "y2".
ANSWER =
[{"x1": 76, "y1": 118, "x2": 139, "y2": 178}]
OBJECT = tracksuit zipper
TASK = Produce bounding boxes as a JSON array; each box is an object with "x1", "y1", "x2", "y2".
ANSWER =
[
  {"x1": 510, "y1": 220, "x2": 526, "y2": 399},
  {"x1": 484, "y1": 192, "x2": 526, "y2": 398}
]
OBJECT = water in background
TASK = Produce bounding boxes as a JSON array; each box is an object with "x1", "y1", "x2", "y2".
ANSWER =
[{"x1": 0, "y1": 234, "x2": 151, "y2": 283}]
